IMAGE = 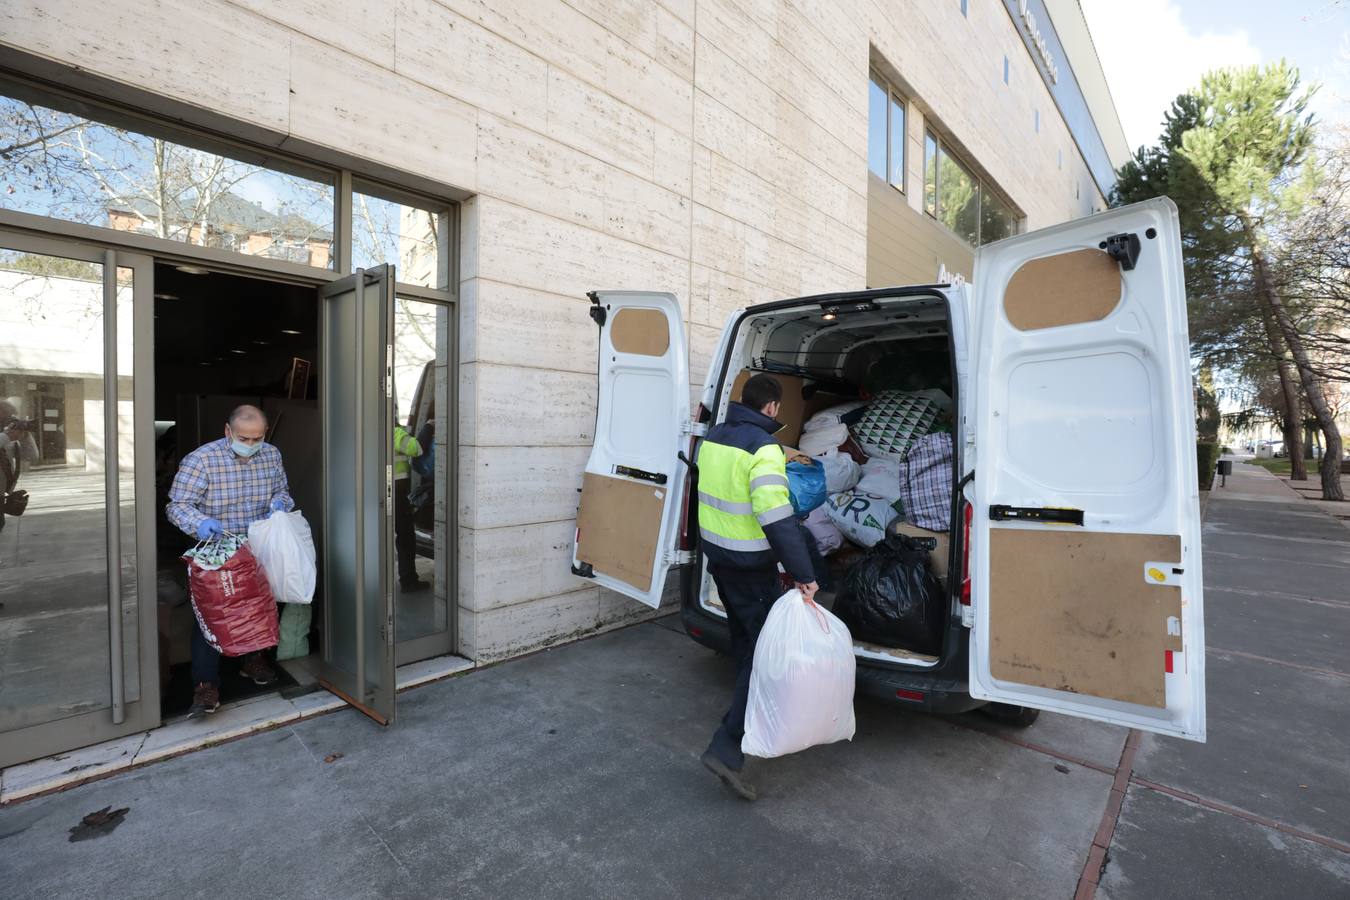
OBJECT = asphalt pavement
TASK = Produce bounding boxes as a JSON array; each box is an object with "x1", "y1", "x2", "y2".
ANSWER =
[{"x1": 1, "y1": 463, "x2": 1346, "y2": 899}]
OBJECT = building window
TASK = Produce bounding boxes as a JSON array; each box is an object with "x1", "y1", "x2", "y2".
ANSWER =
[
  {"x1": 937, "y1": 144, "x2": 979, "y2": 246},
  {"x1": 1003, "y1": 56, "x2": 1010, "y2": 84},
  {"x1": 352, "y1": 187, "x2": 449, "y2": 290},
  {"x1": 868, "y1": 75, "x2": 887, "y2": 179},
  {"x1": 0, "y1": 84, "x2": 336, "y2": 269},
  {"x1": 923, "y1": 132, "x2": 939, "y2": 216},
  {"x1": 868, "y1": 71, "x2": 906, "y2": 191},
  {"x1": 960, "y1": 0, "x2": 968, "y2": 16},
  {"x1": 924, "y1": 130, "x2": 1021, "y2": 247},
  {"x1": 1034, "y1": 109, "x2": 1040, "y2": 133},
  {"x1": 981, "y1": 189, "x2": 1018, "y2": 244}
]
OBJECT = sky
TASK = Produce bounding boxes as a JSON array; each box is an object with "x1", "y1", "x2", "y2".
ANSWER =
[{"x1": 1081, "y1": 0, "x2": 1350, "y2": 152}]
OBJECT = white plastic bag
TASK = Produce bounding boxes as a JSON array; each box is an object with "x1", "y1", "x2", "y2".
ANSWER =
[
  {"x1": 742, "y1": 589, "x2": 856, "y2": 759},
  {"x1": 798, "y1": 423, "x2": 849, "y2": 457},
  {"x1": 815, "y1": 449, "x2": 861, "y2": 493},
  {"x1": 248, "y1": 510, "x2": 317, "y2": 604}
]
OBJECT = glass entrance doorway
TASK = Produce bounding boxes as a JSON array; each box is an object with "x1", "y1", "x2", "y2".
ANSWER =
[{"x1": 0, "y1": 231, "x2": 156, "y2": 768}]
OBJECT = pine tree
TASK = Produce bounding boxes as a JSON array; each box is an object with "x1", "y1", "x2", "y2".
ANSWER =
[{"x1": 1114, "y1": 62, "x2": 1343, "y2": 498}]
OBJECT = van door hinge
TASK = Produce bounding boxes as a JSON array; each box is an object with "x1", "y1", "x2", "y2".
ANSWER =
[
  {"x1": 587, "y1": 291, "x2": 607, "y2": 327},
  {"x1": 385, "y1": 465, "x2": 394, "y2": 516},
  {"x1": 681, "y1": 420, "x2": 708, "y2": 436},
  {"x1": 666, "y1": 550, "x2": 696, "y2": 566},
  {"x1": 385, "y1": 344, "x2": 394, "y2": 397}
]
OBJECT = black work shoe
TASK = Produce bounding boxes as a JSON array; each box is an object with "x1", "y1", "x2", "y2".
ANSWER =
[
  {"x1": 701, "y1": 751, "x2": 757, "y2": 801},
  {"x1": 239, "y1": 654, "x2": 278, "y2": 686},
  {"x1": 400, "y1": 578, "x2": 430, "y2": 593},
  {"x1": 188, "y1": 682, "x2": 220, "y2": 718}
]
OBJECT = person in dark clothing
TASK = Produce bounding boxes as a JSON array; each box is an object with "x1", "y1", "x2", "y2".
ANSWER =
[{"x1": 695, "y1": 374, "x2": 818, "y2": 800}]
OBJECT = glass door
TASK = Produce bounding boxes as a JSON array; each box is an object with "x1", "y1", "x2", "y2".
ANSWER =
[
  {"x1": 392, "y1": 294, "x2": 454, "y2": 664},
  {"x1": 317, "y1": 265, "x2": 397, "y2": 725},
  {"x1": 0, "y1": 230, "x2": 156, "y2": 767}
]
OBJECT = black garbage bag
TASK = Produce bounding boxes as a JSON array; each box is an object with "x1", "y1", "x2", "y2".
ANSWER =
[{"x1": 833, "y1": 532, "x2": 945, "y2": 654}]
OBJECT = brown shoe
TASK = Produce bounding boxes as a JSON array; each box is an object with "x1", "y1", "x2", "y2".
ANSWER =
[
  {"x1": 188, "y1": 682, "x2": 220, "y2": 717},
  {"x1": 239, "y1": 653, "x2": 278, "y2": 686}
]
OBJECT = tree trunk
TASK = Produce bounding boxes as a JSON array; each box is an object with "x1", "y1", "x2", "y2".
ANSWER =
[
  {"x1": 1256, "y1": 306, "x2": 1307, "y2": 480},
  {"x1": 1248, "y1": 232, "x2": 1344, "y2": 500}
]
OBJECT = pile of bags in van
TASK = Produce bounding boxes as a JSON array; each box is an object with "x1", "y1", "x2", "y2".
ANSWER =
[{"x1": 783, "y1": 389, "x2": 955, "y2": 656}]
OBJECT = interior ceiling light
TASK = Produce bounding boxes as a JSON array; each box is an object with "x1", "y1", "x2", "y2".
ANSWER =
[
  {"x1": 174, "y1": 264, "x2": 210, "y2": 275},
  {"x1": 154, "y1": 292, "x2": 178, "y2": 300},
  {"x1": 229, "y1": 349, "x2": 247, "y2": 355},
  {"x1": 821, "y1": 312, "x2": 837, "y2": 321},
  {"x1": 251, "y1": 339, "x2": 271, "y2": 346},
  {"x1": 820, "y1": 299, "x2": 879, "y2": 319},
  {"x1": 280, "y1": 328, "x2": 302, "y2": 335}
]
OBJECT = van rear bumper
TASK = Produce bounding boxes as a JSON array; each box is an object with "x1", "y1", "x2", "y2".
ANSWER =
[{"x1": 679, "y1": 601, "x2": 985, "y2": 716}]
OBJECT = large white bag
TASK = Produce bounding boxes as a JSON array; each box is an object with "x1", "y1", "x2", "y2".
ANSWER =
[
  {"x1": 742, "y1": 589, "x2": 856, "y2": 759},
  {"x1": 248, "y1": 510, "x2": 317, "y2": 604},
  {"x1": 797, "y1": 423, "x2": 849, "y2": 457},
  {"x1": 815, "y1": 449, "x2": 861, "y2": 493}
]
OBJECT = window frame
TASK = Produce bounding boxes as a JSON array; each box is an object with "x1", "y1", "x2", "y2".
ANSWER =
[
  {"x1": 0, "y1": 73, "x2": 456, "y2": 301},
  {"x1": 868, "y1": 69, "x2": 907, "y2": 195},
  {"x1": 923, "y1": 129, "x2": 1023, "y2": 248}
]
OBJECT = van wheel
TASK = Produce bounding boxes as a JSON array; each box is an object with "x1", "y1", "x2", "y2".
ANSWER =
[{"x1": 981, "y1": 703, "x2": 1040, "y2": 728}]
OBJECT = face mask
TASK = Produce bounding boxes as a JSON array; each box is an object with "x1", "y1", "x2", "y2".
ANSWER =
[{"x1": 230, "y1": 436, "x2": 263, "y2": 458}]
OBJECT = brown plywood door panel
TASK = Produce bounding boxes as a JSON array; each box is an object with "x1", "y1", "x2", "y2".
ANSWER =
[
  {"x1": 988, "y1": 529, "x2": 1182, "y2": 708},
  {"x1": 610, "y1": 307, "x2": 670, "y2": 357},
  {"x1": 731, "y1": 369, "x2": 808, "y2": 447},
  {"x1": 575, "y1": 472, "x2": 667, "y2": 593},
  {"x1": 1004, "y1": 248, "x2": 1122, "y2": 331}
]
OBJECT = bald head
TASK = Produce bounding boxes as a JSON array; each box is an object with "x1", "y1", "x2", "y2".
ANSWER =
[{"x1": 224, "y1": 405, "x2": 268, "y2": 446}]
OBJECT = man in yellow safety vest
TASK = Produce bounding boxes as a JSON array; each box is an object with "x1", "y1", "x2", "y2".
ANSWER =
[{"x1": 696, "y1": 373, "x2": 818, "y2": 800}]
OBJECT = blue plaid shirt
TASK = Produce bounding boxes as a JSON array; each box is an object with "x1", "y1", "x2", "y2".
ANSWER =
[{"x1": 167, "y1": 438, "x2": 294, "y2": 537}]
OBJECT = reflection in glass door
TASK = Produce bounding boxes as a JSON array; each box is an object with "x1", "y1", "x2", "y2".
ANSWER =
[
  {"x1": 393, "y1": 295, "x2": 453, "y2": 663},
  {"x1": 0, "y1": 234, "x2": 156, "y2": 767}
]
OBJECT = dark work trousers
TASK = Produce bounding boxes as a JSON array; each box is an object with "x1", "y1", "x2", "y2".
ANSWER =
[
  {"x1": 393, "y1": 477, "x2": 418, "y2": 584},
  {"x1": 190, "y1": 620, "x2": 221, "y2": 685},
  {"x1": 706, "y1": 565, "x2": 783, "y2": 771}
]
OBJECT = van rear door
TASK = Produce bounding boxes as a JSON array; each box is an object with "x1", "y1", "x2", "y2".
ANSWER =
[
  {"x1": 968, "y1": 198, "x2": 1206, "y2": 741},
  {"x1": 572, "y1": 291, "x2": 691, "y2": 609}
]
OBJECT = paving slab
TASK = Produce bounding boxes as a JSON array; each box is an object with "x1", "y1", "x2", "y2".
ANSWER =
[
  {"x1": 1132, "y1": 651, "x2": 1350, "y2": 846},
  {"x1": 134, "y1": 692, "x2": 300, "y2": 765},
  {"x1": 289, "y1": 622, "x2": 1116, "y2": 900},
  {"x1": 957, "y1": 706, "x2": 1128, "y2": 773},
  {"x1": 0, "y1": 728, "x2": 404, "y2": 900},
  {"x1": 1203, "y1": 551, "x2": 1350, "y2": 603},
  {"x1": 1098, "y1": 785, "x2": 1350, "y2": 900},
  {"x1": 0, "y1": 620, "x2": 1124, "y2": 900},
  {"x1": 0, "y1": 733, "x2": 146, "y2": 803},
  {"x1": 1203, "y1": 586, "x2": 1350, "y2": 674}
]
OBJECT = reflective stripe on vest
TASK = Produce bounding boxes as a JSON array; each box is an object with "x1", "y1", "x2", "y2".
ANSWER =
[{"x1": 695, "y1": 437, "x2": 795, "y2": 552}]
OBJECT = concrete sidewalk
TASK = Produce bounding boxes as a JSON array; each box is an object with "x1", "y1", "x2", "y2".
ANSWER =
[{"x1": 2, "y1": 462, "x2": 1347, "y2": 899}]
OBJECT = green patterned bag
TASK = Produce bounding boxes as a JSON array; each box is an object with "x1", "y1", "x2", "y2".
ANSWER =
[{"x1": 848, "y1": 390, "x2": 944, "y2": 460}]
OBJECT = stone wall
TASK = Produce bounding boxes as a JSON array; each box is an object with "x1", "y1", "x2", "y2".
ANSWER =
[{"x1": 1, "y1": 0, "x2": 1113, "y2": 661}]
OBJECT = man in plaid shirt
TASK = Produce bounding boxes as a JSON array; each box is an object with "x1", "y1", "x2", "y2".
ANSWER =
[{"x1": 168, "y1": 404, "x2": 294, "y2": 716}]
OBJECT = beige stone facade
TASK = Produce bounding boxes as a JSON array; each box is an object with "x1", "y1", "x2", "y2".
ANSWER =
[{"x1": 0, "y1": 0, "x2": 1127, "y2": 662}]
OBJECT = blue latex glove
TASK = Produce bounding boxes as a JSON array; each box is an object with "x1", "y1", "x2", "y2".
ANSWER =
[{"x1": 196, "y1": 518, "x2": 223, "y2": 540}]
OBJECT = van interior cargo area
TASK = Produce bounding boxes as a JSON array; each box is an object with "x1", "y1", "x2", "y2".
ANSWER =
[
  {"x1": 153, "y1": 265, "x2": 320, "y2": 715},
  {"x1": 699, "y1": 292, "x2": 959, "y2": 668}
]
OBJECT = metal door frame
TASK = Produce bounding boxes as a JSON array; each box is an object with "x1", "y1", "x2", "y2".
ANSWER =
[{"x1": 0, "y1": 228, "x2": 157, "y2": 767}]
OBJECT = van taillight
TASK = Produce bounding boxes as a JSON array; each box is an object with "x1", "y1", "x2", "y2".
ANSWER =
[{"x1": 960, "y1": 502, "x2": 973, "y2": 606}]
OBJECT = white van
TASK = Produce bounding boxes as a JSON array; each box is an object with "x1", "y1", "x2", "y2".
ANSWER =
[{"x1": 572, "y1": 198, "x2": 1206, "y2": 742}]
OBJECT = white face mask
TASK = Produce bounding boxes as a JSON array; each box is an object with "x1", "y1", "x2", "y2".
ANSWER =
[{"x1": 227, "y1": 429, "x2": 265, "y2": 458}]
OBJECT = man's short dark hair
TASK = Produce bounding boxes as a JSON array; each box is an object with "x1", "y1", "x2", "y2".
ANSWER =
[{"x1": 740, "y1": 373, "x2": 783, "y2": 413}]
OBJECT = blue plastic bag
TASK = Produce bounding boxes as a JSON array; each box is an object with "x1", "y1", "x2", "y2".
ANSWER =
[{"x1": 786, "y1": 460, "x2": 828, "y2": 517}]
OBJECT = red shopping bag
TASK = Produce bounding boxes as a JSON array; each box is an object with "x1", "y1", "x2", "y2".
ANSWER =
[{"x1": 184, "y1": 541, "x2": 279, "y2": 656}]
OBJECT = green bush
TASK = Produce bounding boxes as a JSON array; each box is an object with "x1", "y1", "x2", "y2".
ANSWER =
[{"x1": 1197, "y1": 441, "x2": 1221, "y2": 490}]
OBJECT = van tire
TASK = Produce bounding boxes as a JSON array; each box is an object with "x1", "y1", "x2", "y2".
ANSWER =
[{"x1": 981, "y1": 703, "x2": 1040, "y2": 728}]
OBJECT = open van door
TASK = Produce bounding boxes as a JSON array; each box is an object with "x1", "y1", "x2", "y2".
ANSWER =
[
  {"x1": 572, "y1": 291, "x2": 691, "y2": 609},
  {"x1": 968, "y1": 198, "x2": 1205, "y2": 741}
]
